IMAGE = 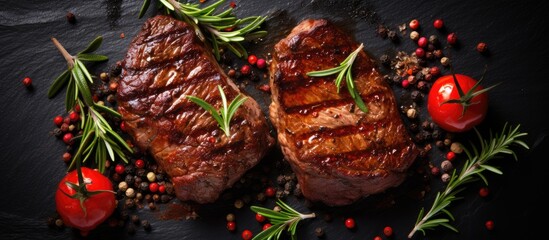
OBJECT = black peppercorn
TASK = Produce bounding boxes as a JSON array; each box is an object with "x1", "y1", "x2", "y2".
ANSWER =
[
  {"x1": 148, "y1": 202, "x2": 156, "y2": 210},
  {"x1": 66, "y1": 12, "x2": 76, "y2": 24},
  {"x1": 387, "y1": 31, "x2": 398, "y2": 41},
  {"x1": 136, "y1": 168, "x2": 146, "y2": 178},
  {"x1": 429, "y1": 35, "x2": 439, "y2": 45},
  {"x1": 124, "y1": 175, "x2": 134, "y2": 186},
  {"x1": 377, "y1": 25, "x2": 388, "y2": 38},
  {"x1": 380, "y1": 54, "x2": 391, "y2": 66},
  {"x1": 142, "y1": 220, "x2": 152, "y2": 231},
  {"x1": 421, "y1": 121, "x2": 432, "y2": 130},
  {"x1": 125, "y1": 165, "x2": 135, "y2": 175},
  {"x1": 425, "y1": 51, "x2": 434, "y2": 60},
  {"x1": 160, "y1": 194, "x2": 171, "y2": 203},
  {"x1": 411, "y1": 90, "x2": 422, "y2": 102},
  {"x1": 392, "y1": 75, "x2": 401, "y2": 85},
  {"x1": 434, "y1": 49, "x2": 444, "y2": 58},
  {"x1": 52, "y1": 128, "x2": 63, "y2": 138},
  {"x1": 417, "y1": 81, "x2": 428, "y2": 92},
  {"x1": 409, "y1": 123, "x2": 419, "y2": 133},
  {"x1": 131, "y1": 215, "x2": 140, "y2": 224},
  {"x1": 436, "y1": 140, "x2": 445, "y2": 148},
  {"x1": 432, "y1": 129, "x2": 442, "y2": 140},
  {"x1": 315, "y1": 227, "x2": 325, "y2": 237},
  {"x1": 133, "y1": 176, "x2": 142, "y2": 188},
  {"x1": 140, "y1": 182, "x2": 149, "y2": 192}
]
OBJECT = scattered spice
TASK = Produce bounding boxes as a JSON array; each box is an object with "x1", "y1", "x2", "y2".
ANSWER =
[
  {"x1": 433, "y1": 19, "x2": 444, "y2": 29},
  {"x1": 66, "y1": 12, "x2": 76, "y2": 24},
  {"x1": 22, "y1": 77, "x2": 32, "y2": 87},
  {"x1": 476, "y1": 42, "x2": 488, "y2": 53}
]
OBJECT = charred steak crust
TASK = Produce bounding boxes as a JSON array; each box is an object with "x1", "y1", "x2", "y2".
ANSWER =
[
  {"x1": 269, "y1": 19, "x2": 418, "y2": 206},
  {"x1": 117, "y1": 15, "x2": 274, "y2": 204}
]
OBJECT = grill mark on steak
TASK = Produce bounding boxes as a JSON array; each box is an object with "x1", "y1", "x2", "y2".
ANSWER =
[
  {"x1": 117, "y1": 15, "x2": 274, "y2": 204},
  {"x1": 269, "y1": 19, "x2": 418, "y2": 206}
]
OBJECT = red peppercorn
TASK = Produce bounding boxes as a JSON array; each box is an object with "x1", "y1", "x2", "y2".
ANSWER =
[
  {"x1": 109, "y1": 81, "x2": 119, "y2": 92},
  {"x1": 417, "y1": 37, "x2": 428, "y2": 48},
  {"x1": 22, "y1": 77, "x2": 32, "y2": 87},
  {"x1": 255, "y1": 213, "x2": 266, "y2": 223},
  {"x1": 433, "y1": 19, "x2": 444, "y2": 29},
  {"x1": 446, "y1": 151, "x2": 456, "y2": 161},
  {"x1": 74, "y1": 104, "x2": 81, "y2": 113},
  {"x1": 62, "y1": 133, "x2": 73, "y2": 145},
  {"x1": 54, "y1": 115, "x2": 64, "y2": 126},
  {"x1": 149, "y1": 182, "x2": 159, "y2": 193},
  {"x1": 229, "y1": 1, "x2": 236, "y2": 8},
  {"x1": 120, "y1": 121, "x2": 127, "y2": 132},
  {"x1": 383, "y1": 226, "x2": 393, "y2": 236},
  {"x1": 447, "y1": 33, "x2": 458, "y2": 45},
  {"x1": 344, "y1": 218, "x2": 355, "y2": 229},
  {"x1": 247, "y1": 55, "x2": 258, "y2": 65},
  {"x1": 373, "y1": 236, "x2": 383, "y2": 240},
  {"x1": 64, "y1": 116, "x2": 71, "y2": 125},
  {"x1": 409, "y1": 19, "x2": 420, "y2": 30},
  {"x1": 62, "y1": 152, "x2": 72, "y2": 162},
  {"x1": 476, "y1": 42, "x2": 488, "y2": 53},
  {"x1": 485, "y1": 220, "x2": 494, "y2": 230},
  {"x1": 69, "y1": 111, "x2": 80, "y2": 122},
  {"x1": 135, "y1": 159, "x2": 145, "y2": 169},
  {"x1": 115, "y1": 164, "x2": 125, "y2": 175},
  {"x1": 240, "y1": 64, "x2": 251, "y2": 75},
  {"x1": 265, "y1": 187, "x2": 275, "y2": 197},
  {"x1": 258, "y1": 84, "x2": 271, "y2": 93},
  {"x1": 401, "y1": 79, "x2": 410, "y2": 88},
  {"x1": 415, "y1": 48, "x2": 425, "y2": 58},
  {"x1": 158, "y1": 184, "x2": 166, "y2": 194},
  {"x1": 479, "y1": 187, "x2": 490, "y2": 197},
  {"x1": 262, "y1": 223, "x2": 272, "y2": 231},
  {"x1": 256, "y1": 58, "x2": 266, "y2": 69},
  {"x1": 241, "y1": 229, "x2": 253, "y2": 240},
  {"x1": 430, "y1": 66, "x2": 440, "y2": 76},
  {"x1": 431, "y1": 166, "x2": 441, "y2": 176},
  {"x1": 226, "y1": 221, "x2": 236, "y2": 232}
]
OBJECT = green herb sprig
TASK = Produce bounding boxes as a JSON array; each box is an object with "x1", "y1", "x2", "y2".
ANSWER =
[
  {"x1": 186, "y1": 85, "x2": 247, "y2": 137},
  {"x1": 408, "y1": 123, "x2": 528, "y2": 238},
  {"x1": 50, "y1": 36, "x2": 132, "y2": 173},
  {"x1": 250, "y1": 199, "x2": 316, "y2": 240},
  {"x1": 306, "y1": 43, "x2": 368, "y2": 113},
  {"x1": 139, "y1": 0, "x2": 267, "y2": 60}
]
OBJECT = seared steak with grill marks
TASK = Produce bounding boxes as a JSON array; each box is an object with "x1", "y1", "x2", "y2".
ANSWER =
[
  {"x1": 117, "y1": 15, "x2": 274, "y2": 204},
  {"x1": 269, "y1": 19, "x2": 418, "y2": 206}
]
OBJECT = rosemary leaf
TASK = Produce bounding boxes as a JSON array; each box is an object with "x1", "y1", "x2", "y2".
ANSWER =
[
  {"x1": 78, "y1": 36, "x2": 103, "y2": 54},
  {"x1": 48, "y1": 70, "x2": 70, "y2": 98},
  {"x1": 250, "y1": 199, "x2": 316, "y2": 240},
  {"x1": 187, "y1": 85, "x2": 247, "y2": 137},
  {"x1": 306, "y1": 43, "x2": 368, "y2": 113},
  {"x1": 408, "y1": 123, "x2": 528, "y2": 238}
]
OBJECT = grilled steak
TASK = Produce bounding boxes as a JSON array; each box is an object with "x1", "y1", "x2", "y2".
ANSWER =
[
  {"x1": 269, "y1": 19, "x2": 418, "y2": 206},
  {"x1": 117, "y1": 15, "x2": 274, "y2": 204}
]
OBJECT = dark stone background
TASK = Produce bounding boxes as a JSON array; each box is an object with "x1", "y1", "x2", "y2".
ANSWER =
[{"x1": 1, "y1": 0, "x2": 548, "y2": 239}]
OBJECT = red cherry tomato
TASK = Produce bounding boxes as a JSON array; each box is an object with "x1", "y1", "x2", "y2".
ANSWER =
[
  {"x1": 427, "y1": 74, "x2": 489, "y2": 132},
  {"x1": 55, "y1": 167, "x2": 116, "y2": 236}
]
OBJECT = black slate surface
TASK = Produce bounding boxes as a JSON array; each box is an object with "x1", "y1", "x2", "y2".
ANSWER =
[{"x1": 1, "y1": 0, "x2": 549, "y2": 239}]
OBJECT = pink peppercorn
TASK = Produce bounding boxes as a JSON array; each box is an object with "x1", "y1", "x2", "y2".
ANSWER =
[
  {"x1": 417, "y1": 37, "x2": 428, "y2": 48},
  {"x1": 401, "y1": 79, "x2": 410, "y2": 88},
  {"x1": 433, "y1": 19, "x2": 444, "y2": 29},
  {"x1": 415, "y1": 48, "x2": 425, "y2": 58},
  {"x1": 256, "y1": 58, "x2": 266, "y2": 69},
  {"x1": 447, "y1": 32, "x2": 458, "y2": 45}
]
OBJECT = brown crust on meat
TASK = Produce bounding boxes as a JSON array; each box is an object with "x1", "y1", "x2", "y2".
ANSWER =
[
  {"x1": 117, "y1": 15, "x2": 274, "y2": 204},
  {"x1": 269, "y1": 19, "x2": 418, "y2": 206}
]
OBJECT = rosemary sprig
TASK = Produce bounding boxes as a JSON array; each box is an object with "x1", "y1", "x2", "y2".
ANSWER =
[
  {"x1": 250, "y1": 199, "x2": 316, "y2": 240},
  {"x1": 306, "y1": 43, "x2": 368, "y2": 113},
  {"x1": 139, "y1": 0, "x2": 267, "y2": 60},
  {"x1": 186, "y1": 85, "x2": 247, "y2": 137},
  {"x1": 408, "y1": 123, "x2": 529, "y2": 238},
  {"x1": 50, "y1": 36, "x2": 132, "y2": 173}
]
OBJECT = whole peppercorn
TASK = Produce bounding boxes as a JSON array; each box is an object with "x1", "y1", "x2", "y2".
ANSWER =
[
  {"x1": 146, "y1": 172, "x2": 156, "y2": 182},
  {"x1": 427, "y1": 43, "x2": 436, "y2": 52},
  {"x1": 436, "y1": 140, "x2": 444, "y2": 148},
  {"x1": 234, "y1": 199, "x2": 244, "y2": 209},
  {"x1": 440, "y1": 57, "x2": 450, "y2": 66},
  {"x1": 140, "y1": 182, "x2": 149, "y2": 192},
  {"x1": 256, "y1": 59, "x2": 267, "y2": 69},
  {"x1": 415, "y1": 48, "x2": 425, "y2": 58},
  {"x1": 446, "y1": 151, "x2": 456, "y2": 161},
  {"x1": 450, "y1": 142, "x2": 463, "y2": 154},
  {"x1": 344, "y1": 218, "x2": 356, "y2": 229},
  {"x1": 441, "y1": 173, "x2": 451, "y2": 182},
  {"x1": 125, "y1": 188, "x2": 136, "y2": 198},
  {"x1": 410, "y1": 31, "x2": 420, "y2": 41},
  {"x1": 247, "y1": 55, "x2": 257, "y2": 65},
  {"x1": 226, "y1": 221, "x2": 236, "y2": 232},
  {"x1": 149, "y1": 182, "x2": 159, "y2": 193},
  {"x1": 433, "y1": 19, "x2": 444, "y2": 29},
  {"x1": 54, "y1": 115, "x2": 64, "y2": 126},
  {"x1": 240, "y1": 64, "x2": 251, "y2": 75},
  {"x1": 383, "y1": 226, "x2": 393, "y2": 237},
  {"x1": 411, "y1": 90, "x2": 423, "y2": 102},
  {"x1": 416, "y1": 81, "x2": 428, "y2": 92},
  {"x1": 387, "y1": 30, "x2": 398, "y2": 41},
  {"x1": 255, "y1": 213, "x2": 266, "y2": 223},
  {"x1": 479, "y1": 187, "x2": 490, "y2": 197},
  {"x1": 118, "y1": 181, "x2": 129, "y2": 192},
  {"x1": 131, "y1": 214, "x2": 140, "y2": 224},
  {"x1": 135, "y1": 159, "x2": 145, "y2": 169},
  {"x1": 409, "y1": 19, "x2": 420, "y2": 30},
  {"x1": 401, "y1": 79, "x2": 410, "y2": 88},
  {"x1": 428, "y1": 35, "x2": 439, "y2": 45},
  {"x1": 485, "y1": 220, "x2": 495, "y2": 230},
  {"x1": 380, "y1": 54, "x2": 391, "y2": 66},
  {"x1": 433, "y1": 49, "x2": 444, "y2": 58},
  {"x1": 62, "y1": 152, "x2": 71, "y2": 162},
  {"x1": 100, "y1": 72, "x2": 109, "y2": 82},
  {"x1": 447, "y1": 32, "x2": 458, "y2": 45},
  {"x1": 476, "y1": 42, "x2": 488, "y2": 53},
  {"x1": 441, "y1": 160, "x2": 453, "y2": 172},
  {"x1": 265, "y1": 187, "x2": 276, "y2": 197},
  {"x1": 314, "y1": 227, "x2": 324, "y2": 237},
  {"x1": 62, "y1": 132, "x2": 73, "y2": 145},
  {"x1": 273, "y1": 205, "x2": 281, "y2": 212},
  {"x1": 228, "y1": 69, "x2": 236, "y2": 77},
  {"x1": 241, "y1": 229, "x2": 253, "y2": 240},
  {"x1": 66, "y1": 12, "x2": 76, "y2": 23},
  {"x1": 23, "y1": 77, "x2": 32, "y2": 88},
  {"x1": 406, "y1": 108, "x2": 418, "y2": 119},
  {"x1": 425, "y1": 51, "x2": 434, "y2": 60},
  {"x1": 374, "y1": 236, "x2": 383, "y2": 240},
  {"x1": 142, "y1": 220, "x2": 152, "y2": 231},
  {"x1": 431, "y1": 166, "x2": 441, "y2": 176},
  {"x1": 409, "y1": 122, "x2": 419, "y2": 133},
  {"x1": 417, "y1": 37, "x2": 428, "y2": 48},
  {"x1": 226, "y1": 213, "x2": 236, "y2": 222},
  {"x1": 430, "y1": 66, "x2": 441, "y2": 76}
]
